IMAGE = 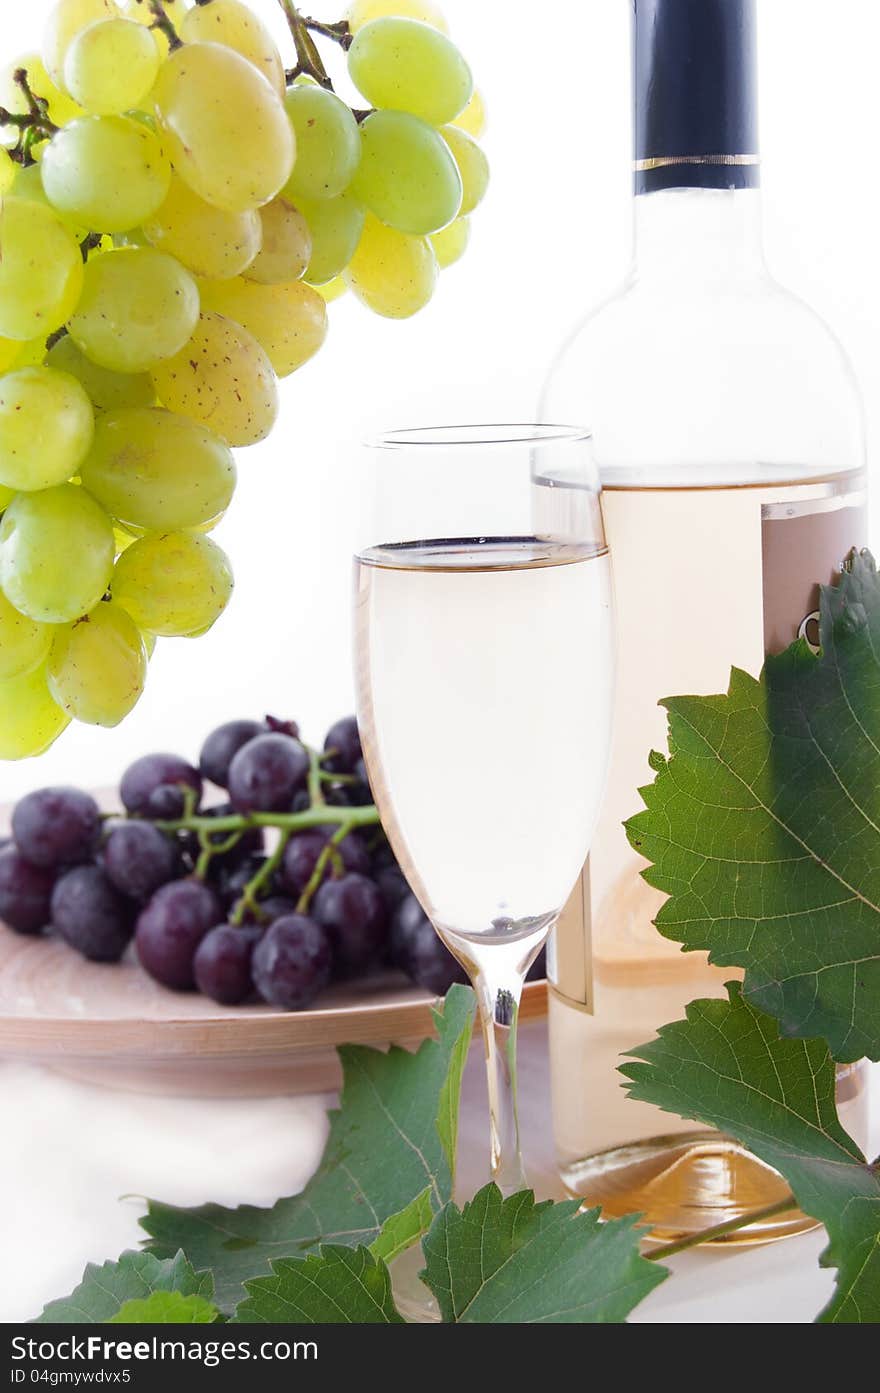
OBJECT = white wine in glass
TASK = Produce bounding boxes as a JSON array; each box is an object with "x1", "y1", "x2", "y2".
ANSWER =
[{"x1": 354, "y1": 426, "x2": 614, "y2": 1191}]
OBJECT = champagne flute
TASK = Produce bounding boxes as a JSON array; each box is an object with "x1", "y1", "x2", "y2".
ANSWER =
[{"x1": 354, "y1": 425, "x2": 614, "y2": 1193}]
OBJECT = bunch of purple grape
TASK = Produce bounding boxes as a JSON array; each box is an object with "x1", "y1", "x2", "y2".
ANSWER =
[{"x1": 0, "y1": 714, "x2": 536, "y2": 1011}]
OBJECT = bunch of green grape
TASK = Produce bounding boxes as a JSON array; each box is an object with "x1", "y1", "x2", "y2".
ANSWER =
[{"x1": 0, "y1": 0, "x2": 488, "y2": 761}]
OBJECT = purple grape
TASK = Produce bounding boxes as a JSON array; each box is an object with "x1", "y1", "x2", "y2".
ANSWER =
[
  {"x1": 0, "y1": 845, "x2": 55, "y2": 934},
  {"x1": 313, "y1": 872, "x2": 388, "y2": 978},
  {"x1": 199, "y1": 720, "x2": 265, "y2": 789},
  {"x1": 51, "y1": 865, "x2": 136, "y2": 962},
  {"x1": 227, "y1": 734, "x2": 309, "y2": 814},
  {"x1": 249, "y1": 894, "x2": 298, "y2": 925},
  {"x1": 252, "y1": 914, "x2": 332, "y2": 1009},
  {"x1": 215, "y1": 853, "x2": 267, "y2": 909},
  {"x1": 120, "y1": 754, "x2": 202, "y2": 821},
  {"x1": 11, "y1": 787, "x2": 101, "y2": 869},
  {"x1": 323, "y1": 716, "x2": 362, "y2": 774},
  {"x1": 391, "y1": 894, "x2": 467, "y2": 996},
  {"x1": 279, "y1": 828, "x2": 369, "y2": 898},
  {"x1": 194, "y1": 924, "x2": 261, "y2": 1005},
  {"x1": 135, "y1": 879, "x2": 221, "y2": 990},
  {"x1": 375, "y1": 863, "x2": 410, "y2": 916},
  {"x1": 102, "y1": 821, "x2": 180, "y2": 901}
]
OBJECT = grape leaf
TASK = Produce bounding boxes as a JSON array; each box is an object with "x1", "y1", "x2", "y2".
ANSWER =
[
  {"x1": 234, "y1": 1247, "x2": 404, "y2": 1324},
  {"x1": 626, "y1": 549, "x2": 880, "y2": 1062},
  {"x1": 420, "y1": 1184, "x2": 666, "y2": 1323},
  {"x1": 36, "y1": 1250, "x2": 213, "y2": 1324},
  {"x1": 109, "y1": 1292, "x2": 219, "y2": 1323},
  {"x1": 141, "y1": 984, "x2": 476, "y2": 1314},
  {"x1": 621, "y1": 984, "x2": 880, "y2": 1323}
]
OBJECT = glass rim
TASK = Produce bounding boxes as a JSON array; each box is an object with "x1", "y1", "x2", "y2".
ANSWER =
[{"x1": 367, "y1": 423, "x2": 593, "y2": 451}]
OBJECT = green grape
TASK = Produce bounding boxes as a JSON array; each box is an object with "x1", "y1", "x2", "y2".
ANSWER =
[
  {"x1": 41, "y1": 115, "x2": 171, "y2": 233},
  {"x1": 199, "y1": 277, "x2": 328, "y2": 378},
  {"x1": 47, "y1": 336, "x2": 155, "y2": 412},
  {"x1": 453, "y1": 87, "x2": 486, "y2": 138},
  {"x1": 0, "y1": 54, "x2": 84, "y2": 130},
  {"x1": 283, "y1": 87, "x2": 361, "y2": 201},
  {"x1": 113, "y1": 523, "x2": 137, "y2": 554},
  {"x1": 297, "y1": 191, "x2": 365, "y2": 285},
  {"x1": 0, "y1": 487, "x2": 14, "y2": 514},
  {"x1": 344, "y1": 211, "x2": 437, "y2": 318},
  {"x1": 441, "y1": 125, "x2": 489, "y2": 214},
  {"x1": 0, "y1": 483, "x2": 114, "y2": 624},
  {"x1": 347, "y1": 0, "x2": 448, "y2": 32},
  {"x1": 80, "y1": 407, "x2": 236, "y2": 531},
  {"x1": 142, "y1": 174, "x2": 261, "y2": 282},
  {"x1": 150, "y1": 312, "x2": 278, "y2": 448},
  {"x1": 0, "y1": 149, "x2": 14, "y2": 193},
  {"x1": 0, "y1": 588, "x2": 54, "y2": 680},
  {"x1": 180, "y1": 0, "x2": 285, "y2": 98},
  {"x1": 430, "y1": 214, "x2": 469, "y2": 268},
  {"x1": 0, "y1": 662, "x2": 70, "y2": 759},
  {"x1": 0, "y1": 367, "x2": 95, "y2": 492},
  {"x1": 63, "y1": 18, "x2": 160, "y2": 115},
  {"x1": 0, "y1": 198, "x2": 84, "y2": 342},
  {"x1": 48, "y1": 598, "x2": 146, "y2": 726},
  {"x1": 153, "y1": 43, "x2": 294, "y2": 213},
  {"x1": 315, "y1": 275, "x2": 347, "y2": 303},
  {"x1": 112, "y1": 529, "x2": 233, "y2": 637},
  {"x1": 0, "y1": 334, "x2": 49, "y2": 374},
  {"x1": 42, "y1": 0, "x2": 122, "y2": 87},
  {"x1": 245, "y1": 199, "x2": 311, "y2": 286},
  {"x1": 348, "y1": 18, "x2": 472, "y2": 126},
  {"x1": 70, "y1": 248, "x2": 200, "y2": 374},
  {"x1": 7, "y1": 161, "x2": 90, "y2": 242},
  {"x1": 352, "y1": 110, "x2": 461, "y2": 236}
]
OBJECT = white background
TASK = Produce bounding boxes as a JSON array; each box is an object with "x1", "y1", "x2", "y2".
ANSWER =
[{"x1": 3, "y1": 0, "x2": 880, "y2": 795}]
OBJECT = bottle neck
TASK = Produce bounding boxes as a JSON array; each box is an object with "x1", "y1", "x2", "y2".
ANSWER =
[{"x1": 633, "y1": 186, "x2": 766, "y2": 281}]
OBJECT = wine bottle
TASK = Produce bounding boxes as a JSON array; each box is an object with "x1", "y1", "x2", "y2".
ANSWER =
[{"x1": 541, "y1": 0, "x2": 869, "y2": 1243}]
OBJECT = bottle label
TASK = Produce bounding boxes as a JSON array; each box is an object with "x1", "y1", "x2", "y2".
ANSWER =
[
  {"x1": 550, "y1": 475, "x2": 868, "y2": 1025},
  {"x1": 761, "y1": 484, "x2": 867, "y2": 653}
]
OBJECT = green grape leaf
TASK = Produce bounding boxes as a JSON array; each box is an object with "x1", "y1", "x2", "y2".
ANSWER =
[
  {"x1": 626, "y1": 549, "x2": 880, "y2": 1061},
  {"x1": 367, "y1": 1187, "x2": 434, "y2": 1265},
  {"x1": 420, "y1": 1184, "x2": 666, "y2": 1323},
  {"x1": 36, "y1": 1250, "x2": 214, "y2": 1324},
  {"x1": 141, "y1": 985, "x2": 476, "y2": 1314},
  {"x1": 109, "y1": 1292, "x2": 220, "y2": 1324},
  {"x1": 234, "y1": 1247, "x2": 404, "y2": 1324},
  {"x1": 621, "y1": 984, "x2": 880, "y2": 1323}
]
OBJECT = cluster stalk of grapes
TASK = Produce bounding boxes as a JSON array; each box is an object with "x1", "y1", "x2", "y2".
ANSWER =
[
  {"x1": 0, "y1": 0, "x2": 488, "y2": 760},
  {"x1": 0, "y1": 711, "x2": 497, "y2": 1010}
]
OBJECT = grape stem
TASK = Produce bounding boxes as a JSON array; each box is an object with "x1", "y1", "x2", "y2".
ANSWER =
[
  {"x1": 230, "y1": 828, "x2": 294, "y2": 926},
  {"x1": 296, "y1": 822, "x2": 351, "y2": 915},
  {"x1": 306, "y1": 745, "x2": 326, "y2": 808},
  {"x1": 300, "y1": 16, "x2": 353, "y2": 51},
  {"x1": 154, "y1": 805, "x2": 380, "y2": 836},
  {"x1": 0, "y1": 69, "x2": 59, "y2": 165},
  {"x1": 142, "y1": 0, "x2": 183, "y2": 51},
  {"x1": 194, "y1": 827, "x2": 242, "y2": 881},
  {"x1": 278, "y1": 0, "x2": 334, "y2": 89}
]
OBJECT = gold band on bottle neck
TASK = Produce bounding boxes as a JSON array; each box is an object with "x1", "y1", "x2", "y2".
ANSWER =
[{"x1": 634, "y1": 154, "x2": 761, "y2": 172}]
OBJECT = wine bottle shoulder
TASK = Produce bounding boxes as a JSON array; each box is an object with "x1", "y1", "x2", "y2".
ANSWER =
[{"x1": 542, "y1": 270, "x2": 865, "y2": 486}]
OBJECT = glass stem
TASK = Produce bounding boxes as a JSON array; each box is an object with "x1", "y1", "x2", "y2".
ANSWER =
[{"x1": 473, "y1": 962, "x2": 527, "y2": 1196}]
